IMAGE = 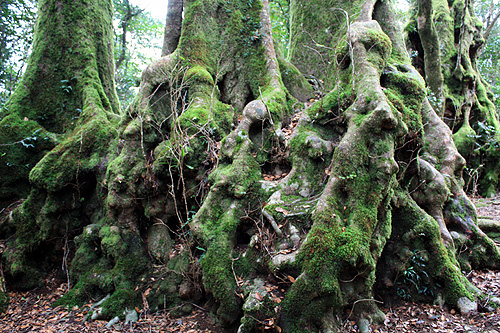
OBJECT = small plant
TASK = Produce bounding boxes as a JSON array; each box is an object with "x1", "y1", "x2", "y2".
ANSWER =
[
  {"x1": 396, "y1": 250, "x2": 439, "y2": 300},
  {"x1": 0, "y1": 128, "x2": 42, "y2": 149},
  {"x1": 468, "y1": 121, "x2": 500, "y2": 153},
  {"x1": 60, "y1": 77, "x2": 77, "y2": 95}
]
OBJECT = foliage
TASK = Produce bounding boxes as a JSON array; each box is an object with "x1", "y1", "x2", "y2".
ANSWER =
[
  {"x1": 269, "y1": 0, "x2": 289, "y2": 57},
  {"x1": 113, "y1": 0, "x2": 163, "y2": 107},
  {"x1": 0, "y1": 0, "x2": 36, "y2": 105},
  {"x1": 396, "y1": 250, "x2": 440, "y2": 300},
  {"x1": 475, "y1": 0, "x2": 500, "y2": 110}
]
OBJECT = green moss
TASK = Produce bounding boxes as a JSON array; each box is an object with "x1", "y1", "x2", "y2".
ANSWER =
[
  {"x1": 54, "y1": 278, "x2": 93, "y2": 308},
  {"x1": 208, "y1": 145, "x2": 261, "y2": 202},
  {"x1": 289, "y1": 0, "x2": 362, "y2": 89},
  {"x1": 386, "y1": 191, "x2": 474, "y2": 304},
  {"x1": 99, "y1": 226, "x2": 126, "y2": 257},
  {"x1": 201, "y1": 236, "x2": 240, "y2": 324},
  {"x1": 28, "y1": 114, "x2": 118, "y2": 192},
  {"x1": 453, "y1": 123, "x2": 476, "y2": 157},
  {"x1": 382, "y1": 70, "x2": 425, "y2": 134},
  {"x1": 4, "y1": 0, "x2": 118, "y2": 133},
  {"x1": 178, "y1": 0, "x2": 221, "y2": 70},
  {"x1": 278, "y1": 56, "x2": 314, "y2": 102},
  {"x1": 186, "y1": 65, "x2": 215, "y2": 86},
  {"x1": 282, "y1": 273, "x2": 341, "y2": 332},
  {"x1": 55, "y1": 224, "x2": 149, "y2": 314},
  {"x1": 101, "y1": 289, "x2": 142, "y2": 319},
  {"x1": 0, "y1": 114, "x2": 57, "y2": 203}
]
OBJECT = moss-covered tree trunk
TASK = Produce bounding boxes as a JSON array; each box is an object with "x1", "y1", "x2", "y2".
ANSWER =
[
  {"x1": 0, "y1": 0, "x2": 120, "y2": 204},
  {"x1": 0, "y1": 0, "x2": 119, "y2": 306},
  {"x1": 405, "y1": 0, "x2": 500, "y2": 196},
  {"x1": 1, "y1": 0, "x2": 499, "y2": 332}
]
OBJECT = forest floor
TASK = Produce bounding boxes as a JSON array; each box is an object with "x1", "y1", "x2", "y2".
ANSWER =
[{"x1": 0, "y1": 196, "x2": 499, "y2": 333}]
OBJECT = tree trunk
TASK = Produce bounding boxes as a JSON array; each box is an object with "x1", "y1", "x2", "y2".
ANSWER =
[
  {"x1": 115, "y1": 0, "x2": 144, "y2": 70},
  {"x1": 0, "y1": 0, "x2": 119, "y2": 303},
  {"x1": 0, "y1": 0, "x2": 120, "y2": 204},
  {"x1": 1, "y1": 0, "x2": 499, "y2": 331},
  {"x1": 161, "y1": 0, "x2": 183, "y2": 56},
  {"x1": 406, "y1": 0, "x2": 500, "y2": 197}
]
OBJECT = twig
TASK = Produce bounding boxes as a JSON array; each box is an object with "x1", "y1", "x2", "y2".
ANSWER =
[{"x1": 262, "y1": 209, "x2": 283, "y2": 237}]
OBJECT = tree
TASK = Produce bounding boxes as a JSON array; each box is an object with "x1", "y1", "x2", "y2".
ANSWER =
[
  {"x1": 161, "y1": 0, "x2": 183, "y2": 56},
  {"x1": 0, "y1": 0, "x2": 119, "y2": 310},
  {"x1": 1, "y1": 0, "x2": 500, "y2": 332}
]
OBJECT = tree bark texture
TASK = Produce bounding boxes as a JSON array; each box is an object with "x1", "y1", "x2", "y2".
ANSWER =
[
  {"x1": 0, "y1": 0, "x2": 499, "y2": 332},
  {"x1": 407, "y1": 0, "x2": 500, "y2": 196},
  {"x1": 0, "y1": 0, "x2": 120, "y2": 203},
  {"x1": 161, "y1": 0, "x2": 183, "y2": 56},
  {"x1": 0, "y1": 0, "x2": 119, "y2": 302}
]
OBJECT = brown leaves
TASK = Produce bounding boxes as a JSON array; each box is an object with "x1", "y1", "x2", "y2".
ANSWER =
[
  {"x1": 2, "y1": 269, "x2": 500, "y2": 332},
  {"x1": 263, "y1": 172, "x2": 288, "y2": 181},
  {"x1": 0, "y1": 283, "x2": 223, "y2": 332},
  {"x1": 275, "y1": 207, "x2": 289, "y2": 215},
  {"x1": 361, "y1": 302, "x2": 500, "y2": 333}
]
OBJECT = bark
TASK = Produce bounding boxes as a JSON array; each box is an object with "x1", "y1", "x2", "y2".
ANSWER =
[
  {"x1": 161, "y1": 0, "x2": 183, "y2": 56},
  {"x1": 0, "y1": 0, "x2": 119, "y2": 306},
  {"x1": 1, "y1": 0, "x2": 499, "y2": 331},
  {"x1": 407, "y1": 0, "x2": 500, "y2": 197},
  {"x1": 416, "y1": 0, "x2": 445, "y2": 114},
  {"x1": 0, "y1": 0, "x2": 119, "y2": 203}
]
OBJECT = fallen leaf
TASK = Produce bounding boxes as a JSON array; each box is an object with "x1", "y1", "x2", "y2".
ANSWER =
[{"x1": 275, "y1": 207, "x2": 289, "y2": 215}]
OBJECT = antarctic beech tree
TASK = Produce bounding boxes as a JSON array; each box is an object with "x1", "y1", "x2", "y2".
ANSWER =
[
  {"x1": 406, "y1": 0, "x2": 500, "y2": 196},
  {"x1": 1, "y1": 0, "x2": 500, "y2": 332},
  {"x1": 0, "y1": 0, "x2": 120, "y2": 311}
]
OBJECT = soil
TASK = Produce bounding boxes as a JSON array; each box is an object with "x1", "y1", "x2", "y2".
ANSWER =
[{"x1": 1, "y1": 195, "x2": 499, "y2": 332}]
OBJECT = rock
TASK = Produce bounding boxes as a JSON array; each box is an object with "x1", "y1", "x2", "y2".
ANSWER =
[
  {"x1": 450, "y1": 231, "x2": 468, "y2": 248},
  {"x1": 289, "y1": 224, "x2": 300, "y2": 247},
  {"x1": 249, "y1": 235, "x2": 259, "y2": 248},
  {"x1": 147, "y1": 224, "x2": 173, "y2": 262},
  {"x1": 178, "y1": 281, "x2": 192, "y2": 299},
  {"x1": 271, "y1": 252, "x2": 296, "y2": 271},
  {"x1": 242, "y1": 278, "x2": 267, "y2": 312},
  {"x1": 357, "y1": 318, "x2": 371, "y2": 333},
  {"x1": 433, "y1": 293, "x2": 445, "y2": 308},
  {"x1": 124, "y1": 308, "x2": 138, "y2": 324},
  {"x1": 267, "y1": 190, "x2": 284, "y2": 205},
  {"x1": 180, "y1": 303, "x2": 193, "y2": 314},
  {"x1": 279, "y1": 242, "x2": 291, "y2": 250},
  {"x1": 84, "y1": 224, "x2": 98, "y2": 235},
  {"x1": 90, "y1": 308, "x2": 102, "y2": 321},
  {"x1": 457, "y1": 297, "x2": 477, "y2": 314},
  {"x1": 239, "y1": 278, "x2": 270, "y2": 332},
  {"x1": 89, "y1": 294, "x2": 110, "y2": 321},
  {"x1": 299, "y1": 187, "x2": 311, "y2": 197},
  {"x1": 106, "y1": 316, "x2": 120, "y2": 328}
]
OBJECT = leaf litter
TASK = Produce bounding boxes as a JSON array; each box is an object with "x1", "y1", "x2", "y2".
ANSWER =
[{"x1": 1, "y1": 194, "x2": 499, "y2": 332}]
